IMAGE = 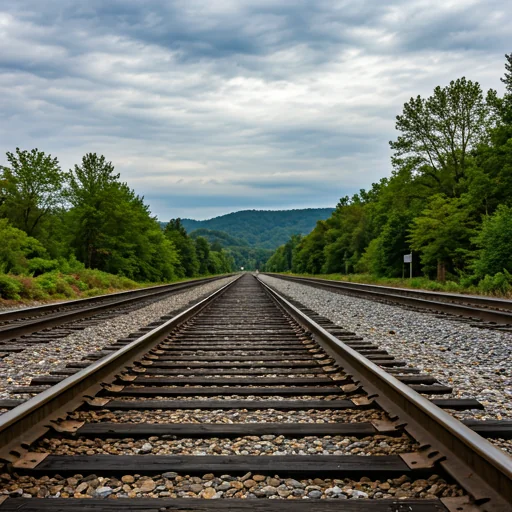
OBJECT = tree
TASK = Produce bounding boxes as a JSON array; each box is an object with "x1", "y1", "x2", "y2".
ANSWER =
[
  {"x1": 0, "y1": 219, "x2": 46, "y2": 274},
  {"x1": 164, "y1": 219, "x2": 200, "y2": 277},
  {"x1": 195, "y1": 237, "x2": 210, "y2": 275},
  {"x1": 0, "y1": 148, "x2": 64, "y2": 236},
  {"x1": 66, "y1": 153, "x2": 180, "y2": 281},
  {"x1": 65, "y1": 154, "x2": 120, "y2": 269},
  {"x1": 409, "y1": 195, "x2": 475, "y2": 280},
  {"x1": 390, "y1": 78, "x2": 490, "y2": 193},
  {"x1": 502, "y1": 53, "x2": 512, "y2": 92},
  {"x1": 472, "y1": 205, "x2": 512, "y2": 279}
]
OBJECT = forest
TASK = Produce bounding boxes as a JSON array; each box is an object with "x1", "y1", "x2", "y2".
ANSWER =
[
  {"x1": 0, "y1": 153, "x2": 233, "y2": 300},
  {"x1": 180, "y1": 208, "x2": 334, "y2": 249},
  {"x1": 265, "y1": 54, "x2": 512, "y2": 295},
  {"x1": 157, "y1": 208, "x2": 336, "y2": 271}
]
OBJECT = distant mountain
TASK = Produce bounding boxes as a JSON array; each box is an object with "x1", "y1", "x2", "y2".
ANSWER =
[
  {"x1": 158, "y1": 208, "x2": 334, "y2": 270},
  {"x1": 179, "y1": 208, "x2": 335, "y2": 250},
  {"x1": 188, "y1": 228, "x2": 249, "y2": 247}
]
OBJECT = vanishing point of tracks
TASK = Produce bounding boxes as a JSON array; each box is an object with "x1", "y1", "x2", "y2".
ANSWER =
[{"x1": 0, "y1": 274, "x2": 511, "y2": 510}]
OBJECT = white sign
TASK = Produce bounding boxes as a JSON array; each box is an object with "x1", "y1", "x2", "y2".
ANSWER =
[{"x1": 403, "y1": 254, "x2": 412, "y2": 263}]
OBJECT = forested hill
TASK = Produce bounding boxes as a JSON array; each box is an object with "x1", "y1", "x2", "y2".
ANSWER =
[{"x1": 179, "y1": 208, "x2": 334, "y2": 250}]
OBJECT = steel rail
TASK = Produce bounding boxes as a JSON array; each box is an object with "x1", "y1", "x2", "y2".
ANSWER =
[
  {"x1": 267, "y1": 274, "x2": 512, "y2": 324},
  {"x1": 257, "y1": 276, "x2": 512, "y2": 511},
  {"x1": 0, "y1": 275, "x2": 241, "y2": 461},
  {"x1": 0, "y1": 275, "x2": 232, "y2": 342}
]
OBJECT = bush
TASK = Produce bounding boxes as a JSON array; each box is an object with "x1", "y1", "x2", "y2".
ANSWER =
[
  {"x1": 0, "y1": 268, "x2": 143, "y2": 303},
  {"x1": 473, "y1": 205, "x2": 512, "y2": 279},
  {"x1": 34, "y1": 272, "x2": 59, "y2": 294},
  {"x1": 0, "y1": 275, "x2": 23, "y2": 300},
  {"x1": 15, "y1": 276, "x2": 47, "y2": 300},
  {"x1": 477, "y1": 272, "x2": 512, "y2": 295},
  {"x1": 27, "y1": 258, "x2": 59, "y2": 276}
]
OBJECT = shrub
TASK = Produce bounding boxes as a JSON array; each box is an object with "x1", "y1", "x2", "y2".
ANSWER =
[
  {"x1": 27, "y1": 258, "x2": 59, "y2": 276},
  {"x1": 0, "y1": 275, "x2": 23, "y2": 300},
  {"x1": 15, "y1": 276, "x2": 48, "y2": 300},
  {"x1": 477, "y1": 272, "x2": 512, "y2": 295},
  {"x1": 34, "y1": 272, "x2": 59, "y2": 294}
]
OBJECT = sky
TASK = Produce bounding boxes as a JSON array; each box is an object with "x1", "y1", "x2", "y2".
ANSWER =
[{"x1": 0, "y1": 1, "x2": 510, "y2": 220}]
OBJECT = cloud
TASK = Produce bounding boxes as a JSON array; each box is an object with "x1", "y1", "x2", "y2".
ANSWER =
[{"x1": 0, "y1": 0, "x2": 510, "y2": 220}]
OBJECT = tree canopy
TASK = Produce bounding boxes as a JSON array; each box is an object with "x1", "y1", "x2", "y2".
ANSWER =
[{"x1": 0, "y1": 152, "x2": 235, "y2": 286}]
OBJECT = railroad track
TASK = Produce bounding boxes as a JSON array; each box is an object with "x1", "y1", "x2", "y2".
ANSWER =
[
  {"x1": 0, "y1": 274, "x2": 510, "y2": 510},
  {"x1": 0, "y1": 276, "x2": 228, "y2": 358},
  {"x1": 267, "y1": 274, "x2": 512, "y2": 328}
]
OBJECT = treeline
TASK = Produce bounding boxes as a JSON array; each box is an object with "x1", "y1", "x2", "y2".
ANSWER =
[
  {"x1": 186, "y1": 229, "x2": 272, "y2": 272},
  {"x1": 266, "y1": 54, "x2": 512, "y2": 294},
  {"x1": 0, "y1": 152, "x2": 233, "y2": 299},
  {"x1": 181, "y1": 208, "x2": 335, "y2": 249}
]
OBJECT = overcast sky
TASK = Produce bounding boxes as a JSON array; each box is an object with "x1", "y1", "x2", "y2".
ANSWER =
[{"x1": 0, "y1": 1, "x2": 510, "y2": 220}]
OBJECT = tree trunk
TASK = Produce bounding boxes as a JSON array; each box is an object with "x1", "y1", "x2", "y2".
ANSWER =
[{"x1": 437, "y1": 260, "x2": 446, "y2": 282}]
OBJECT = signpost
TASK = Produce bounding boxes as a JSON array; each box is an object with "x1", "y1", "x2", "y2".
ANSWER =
[{"x1": 403, "y1": 253, "x2": 412, "y2": 278}]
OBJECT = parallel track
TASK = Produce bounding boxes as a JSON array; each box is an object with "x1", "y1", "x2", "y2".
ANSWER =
[
  {"x1": 267, "y1": 274, "x2": 512, "y2": 326},
  {"x1": 0, "y1": 274, "x2": 510, "y2": 511},
  {"x1": 0, "y1": 276, "x2": 229, "y2": 356}
]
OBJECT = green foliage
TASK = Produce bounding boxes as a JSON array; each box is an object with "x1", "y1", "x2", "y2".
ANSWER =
[
  {"x1": 265, "y1": 54, "x2": 512, "y2": 295},
  {"x1": 265, "y1": 235, "x2": 302, "y2": 272},
  {"x1": 0, "y1": 275, "x2": 23, "y2": 299},
  {"x1": 0, "y1": 148, "x2": 233, "y2": 298},
  {"x1": 390, "y1": 77, "x2": 490, "y2": 191},
  {"x1": 476, "y1": 271, "x2": 512, "y2": 295},
  {"x1": 163, "y1": 219, "x2": 200, "y2": 277},
  {"x1": 175, "y1": 209, "x2": 334, "y2": 250},
  {"x1": 189, "y1": 228, "x2": 248, "y2": 247},
  {"x1": 27, "y1": 258, "x2": 60, "y2": 276},
  {"x1": 0, "y1": 148, "x2": 64, "y2": 236},
  {"x1": 409, "y1": 195, "x2": 475, "y2": 277},
  {"x1": 0, "y1": 219, "x2": 47, "y2": 274},
  {"x1": 0, "y1": 269, "x2": 143, "y2": 302},
  {"x1": 472, "y1": 205, "x2": 512, "y2": 278},
  {"x1": 195, "y1": 237, "x2": 210, "y2": 275},
  {"x1": 64, "y1": 154, "x2": 183, "y2": 282}
]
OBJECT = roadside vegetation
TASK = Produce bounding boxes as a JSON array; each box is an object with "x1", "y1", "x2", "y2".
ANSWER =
[
  {"x1": 0, "y1": 153, "x2": 234, "y2": 302},
  {"x1": 265, "y1": 54, "x2": 512, "y2": 297}
]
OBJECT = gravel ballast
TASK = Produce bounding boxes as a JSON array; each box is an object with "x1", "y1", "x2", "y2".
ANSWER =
[
  {"x1": 0, "y1": 277, "x2": 236, "y2": 401},
  {"x1": 1, "y1": 472, "x2": 463, "y2": 500},
  {"x1": 35, "y1": 434, "x2": 417, "y2": 456},
  {"x1": 260, "y1": 275, "x2": 512, "y2": 422},
  {"x1": 73, "y1": 408, "x2": 388, "y2": 424}
]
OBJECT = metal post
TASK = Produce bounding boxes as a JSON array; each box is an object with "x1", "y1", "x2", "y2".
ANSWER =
[{"x1": 410, "y1": 252, "x2": 412, "y2": 279}]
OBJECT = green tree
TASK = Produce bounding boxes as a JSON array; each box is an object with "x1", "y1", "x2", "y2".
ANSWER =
[
  {"x1": 163, "y1": 219, "x2": 200, "y2": 277},
  {"x1": 195, "y1": 236, "x2": 210, "y2": 275},
  {"x1": 390, "y1": 78, "x2": 490, "y2": 194},
  {"x1": 65, "y1": 154, "x2": 120, "y2": 268},
  {"x1": 409, "y1": 195, "x2": 475, "y2": 280},
  {"x1": 0, "y1": 148, "x2": 64, "y2": 236},
  {"x1": 0, "y1": 219, "x2": 47, "y2": 274},
  {"x1": 66, "y1": 154, "x2": 179, "y2": 281},
  {"x1": 472, "y1": 205, "x2": 512, "y2": 279}
]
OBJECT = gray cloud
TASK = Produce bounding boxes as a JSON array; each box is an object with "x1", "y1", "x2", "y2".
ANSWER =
[{"x1": 0, "y1": 0, "x2": 510, "y2": 220}]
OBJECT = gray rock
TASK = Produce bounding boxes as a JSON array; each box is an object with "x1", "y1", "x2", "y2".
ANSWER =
[
  {"x1": 140, "y1": 443, "x2": 153, "y2": 454},
  {"x1": 94, "y1": 486, "x2": 113, "y2": 498}
]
